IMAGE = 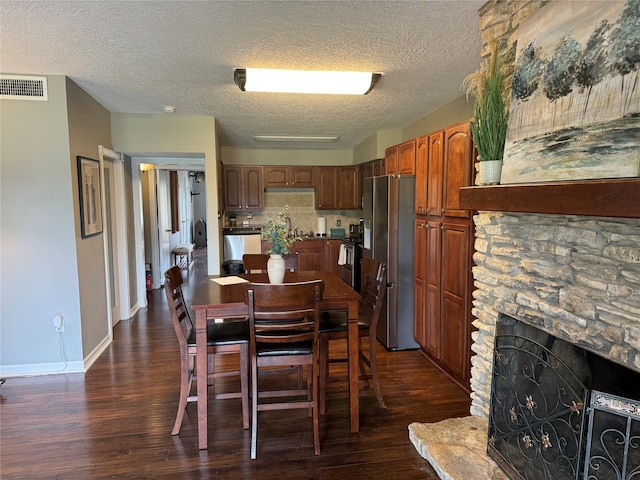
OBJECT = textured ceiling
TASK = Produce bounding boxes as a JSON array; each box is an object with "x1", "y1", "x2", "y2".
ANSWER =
[{"x1": 0, "y1": 0, "x2": 484, "y2": 150}]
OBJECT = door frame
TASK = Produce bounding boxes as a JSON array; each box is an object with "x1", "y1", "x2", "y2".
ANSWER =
[{"x1": 99, "y1": 146, "x2": 131, "y2": 333}]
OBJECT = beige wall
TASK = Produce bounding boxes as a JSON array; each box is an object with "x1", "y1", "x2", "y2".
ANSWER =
[
  {"x1": 66, "y1": 78, "x2": 113, "y2": 357},
  {"x1": 402, "y1": 95, "x2": 473, "y2": 140},
  {"x1": 1, "y1": 75, "x2": 85, "y2": 373},
  {"x1": 221, "y1": 146, "x2": 353, "y2": 166}
]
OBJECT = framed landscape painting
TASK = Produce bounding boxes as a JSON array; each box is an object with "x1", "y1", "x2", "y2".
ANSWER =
[
  {"x1": 77, "y1": 156, "x2": 103, "y2": 238},
  {"x1": 500, "y1": 0, "x2": 640, "y2": 184}
]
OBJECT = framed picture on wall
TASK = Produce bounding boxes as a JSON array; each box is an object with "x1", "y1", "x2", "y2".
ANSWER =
[{"x1": 77, "y1": 156, "x2": 103, "y2": 238}]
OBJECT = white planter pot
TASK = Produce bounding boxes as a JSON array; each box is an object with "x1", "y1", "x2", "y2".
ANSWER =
[
  {"x1": 267, "y1": 254, "x2": 286, "y2": 284},
  {"x1": 477, "y1": 160, "x2": 503, "y2": 185}
]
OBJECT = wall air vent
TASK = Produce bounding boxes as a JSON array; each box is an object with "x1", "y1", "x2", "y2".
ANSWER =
[{"x1": 0, "y1": 75, "x2": 48, "y2": 101}]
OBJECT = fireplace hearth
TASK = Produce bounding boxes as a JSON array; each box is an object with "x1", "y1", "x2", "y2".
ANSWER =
[{"x1": 489, "y1": 315, "x2": 640, "y2": 480}]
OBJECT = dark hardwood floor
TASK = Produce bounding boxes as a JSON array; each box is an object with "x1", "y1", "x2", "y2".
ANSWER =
[{"x1": 0, "y1": 251, "x2": 471, "y2": 479}]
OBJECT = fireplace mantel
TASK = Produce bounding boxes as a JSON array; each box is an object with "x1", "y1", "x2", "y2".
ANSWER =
[{"x1": 459, "y1": 178, "x2": 640, "y2": 218}]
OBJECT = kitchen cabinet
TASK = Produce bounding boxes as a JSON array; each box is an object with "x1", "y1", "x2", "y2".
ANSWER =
[
  {"x1": 264, "y1": 166, "x2": 314, "y2": 188},
  {"x1": 384, "y1": 145, "x2": 398, "y2": 175},
  {"x1": 337, "y1": 166, "x2": 360, "y2": 210},
  {"x1": 360, "y1": 158, "x2": 385, "y2": 179},
  {"x1": 291, "y1": 240, "x2": 324, "y2": 271},
  {"x1": 386, "y1": 139, "x2": 416, "y2": 175},
  {"x1": 323, "y1": 239, "x2": 341, "y2": 276},
  {"x1": 314, "y1": 167, "x2": 338, "y2": 210},
  {"x1": 427, "y1": 122, "x2": 475, "y2": 218},
  {"x1": 413, "y1": 120, "x2": 475, "y2": 391},
  {"x1": 223, "y1": 165, "x2": 263, "y2": 212},
  {"x1": 314, "y1": 166, "x2": 360, "y2": 210},
  {"x1": 415, "y1": 135, "x2": 428, "y2": 215}
]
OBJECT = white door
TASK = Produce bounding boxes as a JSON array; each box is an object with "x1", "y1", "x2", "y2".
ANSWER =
[
  {"x1": 156, "y1": 169, "x2": 172, "y2": 282},
  {"x1": 178, "y1": 171, "x2": 192, "y2": 245}
]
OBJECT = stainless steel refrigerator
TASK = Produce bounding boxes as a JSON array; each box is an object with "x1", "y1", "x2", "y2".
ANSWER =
[{"x1": 362, "y1": 175, "x2": 418, "y2": 350}]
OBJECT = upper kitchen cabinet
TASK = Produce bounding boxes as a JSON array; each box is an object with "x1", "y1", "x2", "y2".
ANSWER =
[
  {"x1": 415, "y1": 135, "x2": 428, "y2": 215},
  {"x1": 442, "y1": 122, "x2": 474, "y2": 218},
  {"x1": 314, "y1": 166, "x2": 360, "y2": 210},
  {"x1": 314, "y1": 166, "x2": 338, "y2": 210},
  {"x1": 337, "y1": 166, "x2": 360, "y2": 210},
  {"x1": 223, "y1": 165, "x2": 263, "y2": 212},
  {"x1": 384, "y1": 145, "x2": 398, "y2": 175},
  {"x1": 264, "y1": 165, "x2": 314, "y2": 188},
  {"x1": 425, "y1": 121, "x2": 474, "y2": 218},
  {"x1": 359, "y1": 158, "x2": 385, "y2": 180},
  {"x1": 386, "y1": 139, "x2": 416, "y2": 175}
]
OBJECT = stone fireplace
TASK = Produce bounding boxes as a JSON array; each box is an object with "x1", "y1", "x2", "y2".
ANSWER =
[
  {"x1": 469, "y1": 209, "x2": 640, "y2": 420},
  {"x1": 459, "y1": 181, "x2": 640, "y2": 479},
  {"x1": 409, "y1": 185, "x2": 640, "y2": 480}
]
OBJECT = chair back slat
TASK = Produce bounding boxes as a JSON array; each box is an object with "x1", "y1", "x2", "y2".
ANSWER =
[
  {"x1": 164, "y1": 265, "x2": 193, "y2": 349},
  {"x1": 358, "y1": 258, "x2": 387, "y2": 328},
  {"x1": 245, "y1": 281, "x2": 324, "y2": 345}
]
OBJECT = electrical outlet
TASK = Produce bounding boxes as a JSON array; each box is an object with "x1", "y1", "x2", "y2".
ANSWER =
[{"x1": 52, "y1": 314, "x2": 64, "y2": 332}]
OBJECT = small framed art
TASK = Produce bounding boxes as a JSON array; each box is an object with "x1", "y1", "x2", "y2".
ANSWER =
[{"x1": 77, "y1": 156, "x2": 102, "y2": 238}]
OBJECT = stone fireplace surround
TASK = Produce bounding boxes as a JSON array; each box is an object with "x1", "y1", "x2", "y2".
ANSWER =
[{"x1": 468, "y1": 206, "x2": 640, "y2": 419}]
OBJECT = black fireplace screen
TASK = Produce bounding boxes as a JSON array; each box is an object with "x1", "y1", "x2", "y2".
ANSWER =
[
  {"x1": 583, "y1": 390, "x2": 640, "y2": 479},
  {"x1": 488, "y1": 317, "x2": 590, "y2": 480},
  {"x1": 488, "y1": 316, "x2": 640, "y2": 480}
]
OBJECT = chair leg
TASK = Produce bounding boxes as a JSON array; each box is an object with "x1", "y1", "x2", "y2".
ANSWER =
[
  {"x1": 250, "y1": 357, "x2": 259, "y2": 460},
  {"x1": 318, "y1": 337, "x2": 328, "y2": 415},
  {"x1": 239, "y1": 344, "x2": 250, "y2": 430},
  {"x1": 172, "y1": 352, "x2": 193, "y2": 435},
  {"x1": 367, "y1": 334, "x2": 386, "y2": 409},
  {"x1": 312, "y1": 359, "x2": 320, "y2": 455}
]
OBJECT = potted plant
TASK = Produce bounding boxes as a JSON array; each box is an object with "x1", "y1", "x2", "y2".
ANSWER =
[
  {"x1": 464, "y1": 39, "x2": 510, "y2": 185},
  {"x1": 263, "y1": 205, "x2": 299, "y2": 283}
]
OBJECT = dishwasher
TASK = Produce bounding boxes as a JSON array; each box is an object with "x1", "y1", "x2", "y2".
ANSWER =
[{"x1": 222, "y1": 226, "x2": 263, "y2": 274}]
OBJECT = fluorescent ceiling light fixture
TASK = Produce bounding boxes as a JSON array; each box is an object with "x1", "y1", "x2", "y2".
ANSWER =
[
  {"x1": 253, "y1": 134, "x2": 339, "y2": 143},
  {"x1": 235, "y1": 69, "x2": 381, "y2": 95}
]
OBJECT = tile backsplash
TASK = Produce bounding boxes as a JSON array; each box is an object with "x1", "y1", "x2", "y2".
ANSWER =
[{"x1": 227, "y1": 190, "x2": 362, "y2": 236}]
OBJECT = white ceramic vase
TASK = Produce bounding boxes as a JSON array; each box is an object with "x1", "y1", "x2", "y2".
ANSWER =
[
  {"x1": 267, "y1": 254, "x2": 286, "y2": 284},
  {"x1": 477, "y1": 159, "x2": 503, "y2": 185}
]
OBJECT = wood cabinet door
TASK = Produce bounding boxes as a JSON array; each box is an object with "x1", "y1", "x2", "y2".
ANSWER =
[
  {"x1": 439, "y1": 221, "x2": 472, "y2": 382},
  {"x1": 361, "y1": 161, "x2": 373, "y2": 179},
  {"x1": 398, "y1": 139, "x2": 416, "y2": 174},
  {"x1": 290, "y1": 166, "x2": 314, "y2": 187},
  {"x1": 337, "y1": 166, "x2": 360, "y2": 209},
  {"x1": 223, "y1": 165, "x2": 243, "y2": 210},
  {"x1": 263, "y1": 166, "x2": 289, "y2": 187},
  {"x1": 314, "y1": 167, "x2": 337, "y2": 210},
  {"x1": 243, "y1": 166, "x2": 263, "y2": 211},
  {"x1": 427, "y1": 131, "x2": 444, "y2": 217},
  {"x1": 374, "y1": 158, "x2": 385, "y2": 176},
  {"x1": 424, "y1": 220, "x2": 442, "y2": 359},
  {"x1": 292, "y1": 241, "x2": 324, "y2": 271},
  {"x1": 323, "y1": 239, "x2": 341, "y2": 275},
  {"x1": 443, "y1": 122, "x2": 473, "y2": 218},
  {"x1": 385, "y1": 145, "x2": 398, "y2": 175},
  {"x1": 413, "y1": 218, "x2": 428, "y2": 347},
  {"x1": 415, "y1": 135, "x2": 428, "y2": 215}
]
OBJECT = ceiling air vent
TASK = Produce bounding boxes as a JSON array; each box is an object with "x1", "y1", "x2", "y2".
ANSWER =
[{"x1": 0, "y1": 75, "x2": 48, "y2": 101}]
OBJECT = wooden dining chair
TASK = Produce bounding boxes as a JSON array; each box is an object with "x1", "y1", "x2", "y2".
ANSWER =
[
  {"x1": 243, "y1": 253, "x2": 298, "y2": 273},
  {"x1": 318, "y1": 257, "x2": 387, "y2": 414},
  {"x1": 242, "y1": 253, "x2": 270, "y2": 273},
  {"x1": 244, "y1": 280, "x2": 325, "y2": 459},
  {"x1": 164, "y1": 266, "x2": 250, "y2": 435}
]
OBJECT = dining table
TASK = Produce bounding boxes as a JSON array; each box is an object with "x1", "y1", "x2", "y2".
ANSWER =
[{"x1": 191, "y1": 269, "x2": 362, "y2": 450}]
